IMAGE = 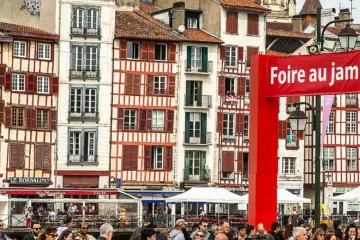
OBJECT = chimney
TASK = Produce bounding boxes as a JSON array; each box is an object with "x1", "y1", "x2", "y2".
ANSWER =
[
  {"x1": 334, "y1": 16, "x2": 340, "y2": 27},
  {"x1": 339, "y1": 9, "x2": 351, "y2": 28},
  {"x1": 172, "y1": 2, "x2": 185, "y2": 31},
  {"x1": 292, "y1": 15, "x2": 303, "y2": 32}
]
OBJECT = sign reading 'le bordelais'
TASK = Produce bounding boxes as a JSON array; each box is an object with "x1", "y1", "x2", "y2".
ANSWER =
[{"x1": 10, "y1": 177, "x2": 50, "y2": 185}]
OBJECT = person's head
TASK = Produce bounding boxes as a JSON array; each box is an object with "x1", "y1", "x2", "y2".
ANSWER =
[
  {"x1": 144, "y1": 217, "x2": 154, "y2": 227},
  {"x1": 319, "y1": 224, "x2": 328, "y2": 232},
  {"x1": 298, "y1": 219, "x2": 305, "y2": 227},
  {"x1": 160, "y1": 230, "x2": 169, "y2": 238},
  {"x1": 284, "y1": 224, "x2": 294, "y2": 240},
  {"x1": 194, "y1": 230, "x2": 205, "y2": 240},
  {"x1": 257, "y1": 224, "x2": 265, "y2": 235},
  {"x1": 229, "y1": 230, "x2": 237, "y2": 238},
  {"x1": 80, "y1": 223, "x2": 89, "y2": 236},
  {"x1": 175, "y1": 219, "x2": 186, "y2": 230},
  {"x1": 238, "y1": 224, "x2": 247, "y2": 237},
  {"x1": 57, "y1": 229, "x2": 72, "y2": 240},
  {"x1": 333, "y1": 220, "x2": 341, "y2": 230},
  {"x1": 31, "y1": 221, "x2": 41, "y2": 237},
  {"x1": 62, "y1": 215, "x2": 73, "y2": 228},
  {"x1": 72, "y1": 233, "x2": 84, "y2": 240},
  {"x1": 215, "y1": 233, "x2": 229, "y2": 240},
  {"x1": 326, "y1": 227, "x2": 335, "y2": 235},
  {"x1": 0, "y1": 220, "x2": 4, "y2": 233},
  {"x1": 324, "y1": 234, "x2": 337, "y2": 240},
  {"x1": 221, "y1": 221, "x2": 230, "y2": 234},
  {"x1": 293, "y1": 227, "x2": 307, "y2": 240},
  {"x1": 247, "y1": 224, "x2": 255, "y2": 236},
  {"x1": 313, "y1": 228, "x2": 325, "y2": 240},
  {"x1": 271, "y1": 222, "x2": 281, "y2": 233},
  {"x1": 141, "y1": 229, "x2": 156, "y2": 240},
  {"x1": 345, "y1": 224, "x2": 357, "y2": 239},
  {"x1": 43, "y1": 226, "x2": 58, "y2": 240},
  {"x1": 99, "y1": 223, "x2": 114, "y2": 240},
  {"x1": 199, "y1": 219, "x2": 209, "y2": 232}
]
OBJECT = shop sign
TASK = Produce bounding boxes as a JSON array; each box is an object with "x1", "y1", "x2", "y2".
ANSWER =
[
  {"x1": 333, "y1": 188, "x2": 354, "y2": 194},
  {"x1": 225, "y1": 187, "x2": 248, "y2": 192},
  {"x1": 146, "y1": 186, "x2": 163, "y2": 190},
  {"x1": 10, "y1": 177, "x2": 50, "y2": 185}
]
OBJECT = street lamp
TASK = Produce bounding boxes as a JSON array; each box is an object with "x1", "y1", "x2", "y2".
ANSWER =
[
  {"x1": 288, "y1": 105, "x2": 308, "y2": 132},
  {"x1": 338, "y1": 24, "x2": 358, "y2": 51}
]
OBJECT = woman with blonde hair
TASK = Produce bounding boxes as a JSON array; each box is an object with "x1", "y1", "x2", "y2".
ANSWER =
[{"x1": 312, "y1": 228, "x2": 325, "y2": 240}]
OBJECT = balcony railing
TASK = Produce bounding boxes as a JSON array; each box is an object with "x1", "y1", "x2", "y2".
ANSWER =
[
  {"x1": 346, "y1": 97, "x2": 358, "y2": 107},
  {"x1": 223, "y1": 95, "x2": 240, "y2": 105},
  {"x1": 183, "y1": 132, "x2": 212, "y2": 145},
  {"x1": 70, "y1": 27, "x2": 101, "y2": 39},
  {"x1": 185, "y1": 60, "x2": 213, "y2": 74},
  {"x1": 67, "y1": 155, "x2": 98, "y2": 166},
  {"x1": 184, "y1": 95, "x2": 212, "y2": 108},
  {"x1": 69, "y1": 69, "x2": 100, "y2": 80},
  {"x1": 183, "y1": 168, "x2": 209, "y2": 182},
  {"x1": 68, "y1": 111, "x2": 99, "y2": 123}
]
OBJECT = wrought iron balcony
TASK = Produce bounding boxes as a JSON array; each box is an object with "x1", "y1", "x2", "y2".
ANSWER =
[
  {"x1": 183, "y1": 132, "x2": 212, "y2": 145},
  {"x1": 69, "y1": 69, "x2": 100, "y2": 80},
  {"x1": 67, "y1": 155, "x2": 98, "y2": 166},
  {"x1": 185, "y1": 60, "x2": 213, "y2": 74},
  {"x1": 184, "y1": 95, "x2": 212, "y2": 108},
  {"x1": 68, "y1": 111, "x2": 99, "y2": 123},
  {"x1": 70, "y1": 27, "x2": 101, "y2": 39},
  {"x1": 183, "y1": 168, "x2": 209, "y2": 182}
]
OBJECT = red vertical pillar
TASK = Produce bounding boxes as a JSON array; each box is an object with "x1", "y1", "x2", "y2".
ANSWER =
[{"x1": 248, "y1": 55, "x2": 279, "y2": 230}]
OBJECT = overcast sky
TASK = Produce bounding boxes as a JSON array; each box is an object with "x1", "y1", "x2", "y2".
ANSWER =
[{"x1": 296, "y1": 0, "x2": 360, "y2": 23}]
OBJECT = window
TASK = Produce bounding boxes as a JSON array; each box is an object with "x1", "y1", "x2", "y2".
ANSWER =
[
  {"x1": 37, "y1": 76, "x2": 50, "y2": 94},
  {"x1": 191, "y1": 47, "x2": 202, "y2": 71},
  {"x1": 71, "y1": 6, "x2": 100, "y2": 36},
  {"x1": 286, "y1": 122, "x2": 297, "y2": 148},
  {"x1": 154, "y1": 76, "x2": 167, "y2": 92},
  {"x1": 324, "y1": 147, "x2": 335, "y2": 170},
  {"x1": 226, "y1": 46, "x2": 237, "y2": 67},
  {"x1": 152, "y1": 110, "x2": 164, "y2": 131},
  {"x1": 187, "y1": 17, "x2": 198, "y2": 28},
  {"x1": 155, "y1": 44, "x2": 167, "y2": 61},
  {"x1": 38, "y1": 43, "x2": 51, "y2": 60},
  {"x1": 152, "y1": 146, "x2": 164, "y2": 169},
  {"x1": 12, "y1": 108, "x2": 25, "y2": 127},
  {"x1": 124, "y1": 109, "x2": 137, "y2": 130},
  {"x1": 326, "y1": 111, "x2": 334, "y2": 134},
  {"x1": 125, "y1": 74, "x2": 141, "y2": 95},
  {"x1": 70, "y1": 87, "x2": 98, "y2": 120},
  {"x1": 223, "y1": 113, "x2": 235, "y2": 138},
  {"x1": 347, "y1": 148, "x2": 357, "y2": 171},
  {"x1": 35, "y1": 145, "x2": 50, "y2": 170},
  {"x1": 245, "y1": 79, "x2": 250, "y2": 104},
  {"x1": 226, "y1": 12, "x2": 238, "y2": 33},
  {"x1": 244, "y1": 115, "x2": 249, "y2": 137},
  {"x1": 12, "y1": 74, "x2": 25, "y2": 91},
  {"x1": 186, "y1": 46, "x2": 208, "y2": 73},
  {"x1": 346, "y1": 94, "x2": 357, "y2": 106},
  {"x1": 85, "y1": 46, "x2": 98, "y2": 71},
  {"x1": 185, "y1": 151, "x2": 207, "y2": 181},
  {"x1": 69, "y1": 131, "x2": 81, "y2": 162},
  {"x1": 282, "y1": 157, "x2": 296, "y2": 175},
  {"x1": 70, "y1": 44, "x2": 99, "y2": 73},
  {"x1": 13, "y1": 41, "x2": 26, "y2": 57},
  {"x1": 247, "y1": 14, "x2": 259, "y2": 35},
  {"x1": 10, "y1": 144, "x2": 25, "y2": 168},
  {"x1": 185, "y1": 81, "x2": 203, "y2": 107},
  {"x1": 37, "y1": 110, "x2": 49, "y2": 129},
  {"x1": 127, "y1": 42, "x2": 140, "y2": 59},
  {"x1": 346, "y1": 111, "x2": 357, "y2": 134},
  {"x1": 189, "y1": 112, "x2": 201, "y2": 143},
  {"x1": 225, "y1": 78, "x2": 235, "y2": 95},
  {"x1": 69, "y1": 129, "x2": 97, "y2": 163},
  {"x1": 72, "y1": 7, "x2": 85, "y2": 29},
  {"x1": 122, "y1": 145, "x2": 138, "y2": 171}
]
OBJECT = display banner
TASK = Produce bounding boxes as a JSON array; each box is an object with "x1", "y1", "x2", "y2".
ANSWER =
[
  {"x1": 265, "y1": 51, "x2": 360, "y2": 97},
  {"x1": 321, "y1": 95, "x2": 334, "y2": 152}
]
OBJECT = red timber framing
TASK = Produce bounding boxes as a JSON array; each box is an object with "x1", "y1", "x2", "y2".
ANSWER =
[
  {"x1": 111, "y1": 39, "x2": 176, "y2": 184},
  {"x1": 0, "y1": 34, "x2": 58, "y2": 183},
  {"x1": 217, "y1": 44, "x2": 257, "y2": 187}
]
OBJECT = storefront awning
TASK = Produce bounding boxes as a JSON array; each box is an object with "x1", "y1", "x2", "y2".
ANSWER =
[
  {"x1": 142, "y1": 200, "x2": 166, "y2": 204},
  {"x1": 0, "y1": 188, "x2": 120, "y2": 196}
]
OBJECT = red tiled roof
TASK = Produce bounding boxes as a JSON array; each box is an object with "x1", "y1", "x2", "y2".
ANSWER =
[
  {"x1": 182, "y1": 29, "x2": 223, "y2": 44},
  {"x1": 265, "y1": 50, "x2": 289, "y2": 56},
  {"x1": 218, "y1": 0, "x2": 269, "y2": 13},
  {"x1": 134, "y1": 10, "x2": 172, "y2": 31},
  {"x1": 140, "y1": 2, "x2": 160, "y2": 14},
  {"x1": 267, "y1": 22, "x2": 293, "y2": 31},
  {"x1": 267, "y1": 29, "x2": 314, "y2": 39},
  {"x1": 299, "y1": 0, "x2": 322, "y2": 15},
  {"x1": 0, "y1": 22, "x2": 59, "y2": 40},
  {"x1": 326, "y1": 25, "x2": 360, "y2": 36}
]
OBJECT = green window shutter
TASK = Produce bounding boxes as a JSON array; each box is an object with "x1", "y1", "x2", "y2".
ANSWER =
[
  {"x1": 185, "y1": 112, "x2": 190, "y2": 143},
  {"x1": 201, "y1": 47, "x2": 208, "y2": 72},
  {"x1": 200, "y1": 113, "x2": 207, "y2": 144},
  {"x1": 200, "y1": 151, "x2": 206, "y2": 180},
  {"x1": 197, "y1": 81, "x2": 203, "y2": 106},
  {"x1": 187, "y1": 46, "x2": 192, "y2": 70},
  {"x1": 186, "y1": 81, "x2": 192, "y2": 106},
  {"x1": 184, "y1": 151, "x2": 190, "y2": 180}
]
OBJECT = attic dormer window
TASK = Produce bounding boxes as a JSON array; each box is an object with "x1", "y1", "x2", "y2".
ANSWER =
[{"x1": 187, "y1": 17, "x2": 198, "y2": 29}]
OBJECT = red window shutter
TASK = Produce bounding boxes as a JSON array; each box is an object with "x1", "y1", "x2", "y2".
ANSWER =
[
  {"x1": 144, "y1": 146, "x2": 152, "y2": 170},
  {"x1": 141, "y1": 42, "x2": 149, "y2": 60},
  {"x1": 26, "y1": 108, "x2": 31, "y2": 129},
  {"x1": 218, "y1": 76, "x2": 225, "y2": 95},
  {"x1": 166, "y1": 146, "x2": 173, "y2": 170},
  {"x1": 117, "y1": 108, "x2": 124, "y2": 130},
  {"x1": 237, "y1": 77, "x2": 246, "y2": 96},
  {"x1": 248, "y1": 14, "x2": 259, "y2": 35},
  {"x1": 5, "y1": 72, "x2": 12, "y2": 91},
  {"x1": 238, "y1": 47, "x2": 244, "y2": 61},
  {"x1": 236, "y1": 113, "x2": 245, "y2": 134},
  {"x1": 35, "y1": 145, "x2": 43, "y2": 169},
  {"x1": 247, "y1": 47, "x2": 259, "y2": 62},
  {"x1": 30, "y1": 108, "x2": 37, "y2": 129},
  {"x1": 147, "y1": 75, "x2": 154, "y2": 95},
  {"x1": 139, "y1": 109, "x2": 147, "y2": 131},
  {"x1": 217, "y1": 112, "x2": 224, "y2": 132},
  {"x1": 50, "y1": 110, "x2": 57, "y2": 130},
  {"x1": 27, "y1": 74, "x2": 36, "y2": 92},
  {"x1": 5, "y1": 107, "x2": 11, "y2": 127},
  {"x1": 148, "y1": 43, "x2": 155, "y2": 60},
  {"x1": 146, "y1": 109, "x2": 152, "y2": 131},
  {"x1": 130, "y1": 146, "x2": 138, "y2": 170},
  {"x1": 168, "y1": 76, "x2": 175, "y2": 96},
  {"x1": 237, "y1": 151, "x2": 244, "y2": 172},
  {"x1": 278, "y1": 121, "x2": 287, "y2": 139},
  {"x1": 220, "y1": 45, "x2": 226, "y2": 60},
  {"x1": 52, "y1": 76, "x2": 59, "y2": 95},
  {"x1": 122, "y1": 146, "x2": 132, "y2": 170},
  {"x1": 169, "y1": 43, "x2": 176, "y2": 62},
  {"x1": 125, "y1": 74, "x2": 133, "y2": 94},
  {"x1": 167, "y1": 110, "x2": 174, "y2": 132},
  {"x1": 120, "y1": 40, "x2": 127, "y2": 59},
  {"x1": 233, "y1": 12, "x2": 238, "y2": 33},
  {"x1": 42, "y1": 145, "x2": 50, "y2": 170},
  {"x1": 222, "y1": 151, "x2": 234, "y2": 172},
  {"x1": 0, "y1": 101, "x2": 4, "y2": 123},
  {"x1": 297, "y1": 131, "x2": 304, "y2": 140},
  {"x1": 133, "y1": 74, "x2": 141, "y2": 95},
  {"x1": 0, "y1": 64, "x2": 6, "y2": 86},
  {"x1": 226, "y1": 12, "x2": 234, "y2": 33},
  {"x1": 287, "y1": 96, "x2": 300, "y2": 105}
]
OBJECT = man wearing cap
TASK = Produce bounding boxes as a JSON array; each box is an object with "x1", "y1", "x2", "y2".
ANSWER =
[
  {"x1": 170, "y1": 219, "x2": 186, "y2": 240},
  {"x1": 56, "y1": 215, "x2": 72, "y2": 239}
]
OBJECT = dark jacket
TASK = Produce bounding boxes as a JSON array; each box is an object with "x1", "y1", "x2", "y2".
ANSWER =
[
  {"x1": 208, "y1": 233, "x2": 216, "y2": 240},
  {"x1": 269, "y1": 231, "x2": 280, "y2": 240},
  {"x1": 23, "y1": 233, "x2": 36, "y2": 240},
  {"x1": 97, "y1": 237, "x2": 107, "y2": 240},
  {"x1": 157, "y1": 233, "x2": 167, "y2": 240},
  {"x1": 182, "y1": 228, "x2": 192, "y2": 240},
  {"x1": 335, "y1": 229, "x2": 342, "y2": 240},
  {"x1": 0, "y1": 233, "x2": 8, "y2": 240}
]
